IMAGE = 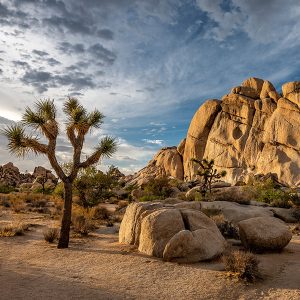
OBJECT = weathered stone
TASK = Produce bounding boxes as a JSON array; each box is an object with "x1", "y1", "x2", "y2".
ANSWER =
[
  {"x1": 185, "y1": 186, "x2": 202, "y2": 200},
  {"x1": 200, "y1": 201, "x2": 273, "y2": 223},
  {"x1": 119, "y1": 202, "x2": 163, "y2": 245},
  {"x1": 270, "y1": 207, "x2": 298, "y2": 223},
  {"x1": 177, "y1": 138, "x2": 186, "y2": 156},
  {"x1": 260, "y1": 80, "x2": 280, "y2": 102},
  {"x1": 183, "y1": 99, "x2": 221, "y2": 180},
  {"x1": 138, "y1": 208, "x2": 185, "y2": 257},
  {"x1": 238, "y1": 216, "x2": 292, "y2": 251},
  {"x1": 174, "y1": 201, "x2": 201, "y2": 210},
  {"x1": 163, "y1": 228, "x2": 225, "y2": 263}
]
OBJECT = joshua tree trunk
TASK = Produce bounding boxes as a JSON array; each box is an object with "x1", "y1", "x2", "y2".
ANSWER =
[{"x1": 58, "y1": 181, "x2": 73, "y2": 248}]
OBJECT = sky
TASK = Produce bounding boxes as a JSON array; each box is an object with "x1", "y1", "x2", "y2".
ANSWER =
[{"x1": 0, "y1": 0, "x2": 300, "y2": 174}]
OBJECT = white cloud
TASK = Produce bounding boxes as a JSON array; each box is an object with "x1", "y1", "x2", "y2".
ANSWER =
[{"x1": 142, "y1": 139, "x2": 164, "y2": 145}]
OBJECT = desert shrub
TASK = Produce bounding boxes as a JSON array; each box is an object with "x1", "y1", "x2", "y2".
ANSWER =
[
  {"x1": 0, "y1": 194, "x2": 10, "y2": 207},
  {"x1": 43, "y1": 227, "x2": 59, "y2": 243},
  {"x1": 139, "y1": 195, "x2": 159, "y2": 202},
  {"x1": 0, "y1": 184, "x2": 15, "y2": 194},
  {"x1": 211, "y1": 214, "x2": 239, "y2": 239},
  {"x1": 92, "y1": 206, "x2": 111, "y2": 220},
  {"x1": 10, "y1": 198, "x2": 26, "y2": 213},
  {"x1": 71, "y1": 166, "x2": 120, "y2": 210},
  {"x1": 248, "y1": 178, "x2": 294, "y2": 208},
  {"x1": 53, "y1": 182, "x2": 64, "y2": 199},
  {"x1": 0, "y1": 222, "x2": 29, "y2": 237},
  {"x1": 141, "y1": 177, "x2": 173, "y2": 201},
  {"x1": 71, "y1": 207, "x2": 95, "y2": 236},
  {"x1": 223, "y1": 250, "x2": 261, "y2": 282}
]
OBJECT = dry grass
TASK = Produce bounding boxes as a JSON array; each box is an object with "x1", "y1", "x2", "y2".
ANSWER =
[
  {"x1": 71, "y1": 206, "x2": 95, "y2": 236},
  {"x1": 43, "y1": 227, "x2": 59, "y2": 243},
  {"x1": 0, "y1": 192, "x2": 63, "y2": 215},
  {"x1": 222, "y1": 250, "x2": 261, "y2": 282},
  {"x1": 0, "y1": 222, "x2": 30, "y2": 237}
]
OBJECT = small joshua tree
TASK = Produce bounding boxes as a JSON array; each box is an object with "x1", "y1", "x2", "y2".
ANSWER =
[
  {"x1": 35, "y1": 169, "x2": 48, "y2": 194},
  {"x1": 192, "y1": 158, "x2": 226, "y2": 196},
  {"x1": 2, "y1": 98, "x2": 117, "y2": 248}
]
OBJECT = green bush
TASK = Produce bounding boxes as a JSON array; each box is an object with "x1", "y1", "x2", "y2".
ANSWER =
[
  {"x1": 53, "y1": 182, "x2": 64, "y2": 199},
  {"x1": 0, "y1": 184, "x2": 15, "y2": 194},
  {"x1": 249, "y1": 178, "x2": 294, "y2": 208},
  {"x1": 139, "y1": 195, "x2": 160, "y2": 202},
  {"x1": 211, "y1": 214, "x2": 239, "y2": 239},
  {"x1": 140, "y1": 177, "x2": 173, "y2": 201}
]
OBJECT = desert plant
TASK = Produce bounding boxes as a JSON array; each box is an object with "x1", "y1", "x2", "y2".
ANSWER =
[
  {"x1": 10, "y1": 198, "x2": 26, "y2": 213},
  {"x1": 92, "y1": 206, "x2": 111, "y2": 220},
  {"x1": 248, "y1": 178, "x2": 294, "y2": 208},
  {"x1": 192, "y1": 158, "x2": 226, "y2": 196},
  {"x1": 141, "y1": 176, "x2": 173, "y2": 200},
  {"x1": 2, "y1": 98, "x2": 117, "y2": 248},
  {"x1": 211, "y1": 214, "x2": 239, "y2": 239},
  {"x1": 43, "y1": 227, "x2": 59, "y2": 243},
  {"x1": 72, "y1": 215, "x2": 91, "y2": 236},
  {"x1": 0, "y1": 184, "x2": 15, "y2": 194},
  {"x1": 73, "y1": 166, "x2": 118, "y2": 210},
  {"x1": 222, "y1": 250, "x2": 261, "y2": 282},
  {"x1": 0, "y1": 222, "x2": 29, "y2": 237}
]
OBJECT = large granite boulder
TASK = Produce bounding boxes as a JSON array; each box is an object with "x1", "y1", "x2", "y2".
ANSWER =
[
  {"x1": 119, "y1": 202, "x2": 163, "y2": 245},
  {"x1": 138, "y1": 208, "x2": 185, "y2": 257},
  {"x1": 163, "y1": 209, "x2": 226, "y2": 262},
  {"x1": 238, "y1": 217, "x2": 292, "y2": 252}
]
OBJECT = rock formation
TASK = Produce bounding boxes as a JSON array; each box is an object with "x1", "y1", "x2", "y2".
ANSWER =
[
  {"x1": 132, "y1": 78, "x2": 300, "y2": 187},
  {"x1": 128, "y1": 147, "x2": 184, "y2": 186},
  {"x1": 120, "y1": 202, "x2": 226, "y2": 262},
  {"x1": 0, "y1": 162, "x2": 57, "y2": 189}
]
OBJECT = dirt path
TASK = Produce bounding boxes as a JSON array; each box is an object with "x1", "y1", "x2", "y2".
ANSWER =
[{"x1": 0, "y1": 212, "x2": 300, "y2": 300}]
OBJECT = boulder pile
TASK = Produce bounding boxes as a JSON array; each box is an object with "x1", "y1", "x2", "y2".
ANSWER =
[
  {"x1": 129, "y1": 78, "x2": 300, "y2": 187},
  {"x1": 0, "y1": 162, "x2": 57, "y2": 190},
  {"x1": 119, "y1": 200, "x2": 293, "y2": 260},
  {"x1": 119, "y1": 202, "x2": 226, "y2": 263}
]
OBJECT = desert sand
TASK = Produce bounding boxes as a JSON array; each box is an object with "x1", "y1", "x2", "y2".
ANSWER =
[{"x1": 0, "y1": 210, "x2": 300, "y2": 300}]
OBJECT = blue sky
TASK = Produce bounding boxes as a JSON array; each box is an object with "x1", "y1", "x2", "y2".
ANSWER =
[{"x1": 0, "y1": 0, "x2": 300, "y2": 174}]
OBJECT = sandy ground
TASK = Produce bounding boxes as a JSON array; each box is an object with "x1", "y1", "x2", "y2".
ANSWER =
[{"x1": 0, "y1": 210, "x2": 300, "y2": 300}]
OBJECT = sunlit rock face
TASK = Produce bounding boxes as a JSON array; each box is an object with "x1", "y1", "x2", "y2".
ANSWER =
[{"x1": 132, "y1": 78, "x2": 300, "y2": 187}]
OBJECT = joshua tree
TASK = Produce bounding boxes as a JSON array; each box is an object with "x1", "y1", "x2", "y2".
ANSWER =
[
  {"x1": 2, "y1": 98, "x2": 117, "y2": 248},
  {"x1": 192, "y1": 158, "x2": 226, "y2": 196}
]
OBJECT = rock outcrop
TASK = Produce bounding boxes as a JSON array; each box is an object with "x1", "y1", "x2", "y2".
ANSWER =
[
  {"x1": 132, "y1": 78, "x2": 300, "y2": 187},
  {"x1": 0, "y1": 162, "x2": 33, "y2": 187},
  {"x1": 127, "y1": 147, "x2": 184, "y2": 186},
  {"x1": 0, "y1": 162, "x2": 57, "y2": 189}
]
